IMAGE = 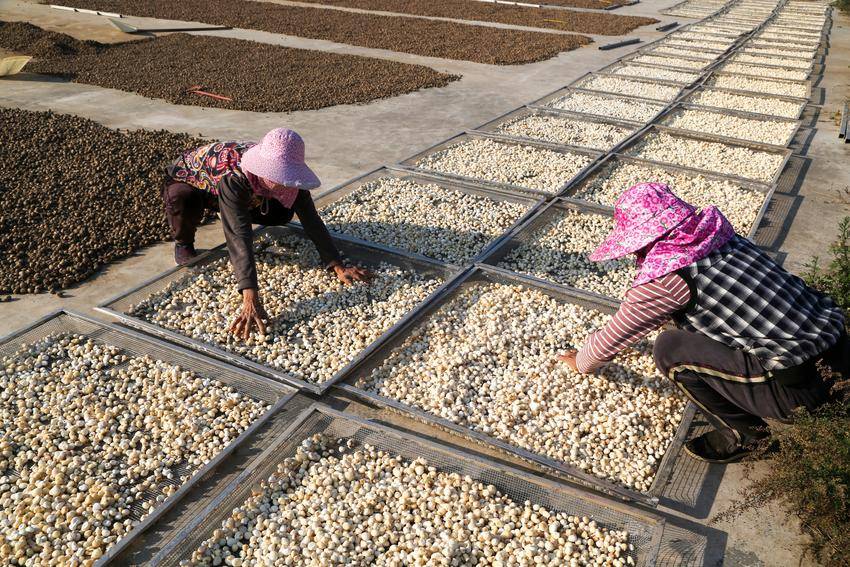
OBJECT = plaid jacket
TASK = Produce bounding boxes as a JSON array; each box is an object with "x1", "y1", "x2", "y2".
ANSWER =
[{"x1": 674, "y1": 235, "x2": 845, "y2": 370}]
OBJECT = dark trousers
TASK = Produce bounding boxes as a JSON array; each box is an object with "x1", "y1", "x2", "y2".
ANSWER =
[
  {"x1": 162, "y1": 182, "x2": 295, "y2": 245},
  {"x1": 653, "y1": 329, "x2": 832, "y2": 452}
]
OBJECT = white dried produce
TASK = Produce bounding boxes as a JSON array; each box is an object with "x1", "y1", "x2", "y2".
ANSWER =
[
  {"x1": 626, "y1": 131, "x2": 785, "y2": 183},
  {"x1": 129, "y1": 232, "x2": 444, "y2": 385},
  {"x1": 546, "y1": 91, "x2": 665, "y2": 123},
  {"x1": 708, "y1": 74, "x2": 808, "y2": 98},
  {"x1": 731, "y1": 52, "x2": 811, "y2": 70},
  {"x1": 415, "y1": 138, "x2": 592, "y2": 194},
  {"x1": 663, "y1": 108, "x2": 797, "y2": 146},
  {"x1": 496, "y1": 112, "x2": 637, "y2": 151},
  {"x1": 719, "y1": 62, "x2": 809, "y2": 81},
  {"x1": 576, "y1": 75, "x2": 681, "y2": 102},
  {"x1": 0, "y1": 334, "x2": 268, "y2": 566},
  {"x1": 571, "y1": 160, "x2": 765, "y2": 235},
  {"x1": 752, "y1": 37, "x2": 820, "y2": 50},
  {"x1": 660, "y1": 38, "x2": 728, "y2": 51},
  {"x1": 647, "y1": 46, "x2": 718, "y2": 61},
  {"x1": 631, "y1": 54, "x2": 709, "y2": 70},
  {"x1": 357, "y1": 282, "x2": 687, "y2": 493},
  {"x1": 320, "y1": 176, "x2": 530, "y2": 264},
  {"x1": 185, "y1": 435, "x2": 635, "y2": 567},
  {"x1": 689, "y1": 88, "x2": 805, "y2": 118},
  {"x1": 668, "y1": 32, "x2": 736, "y2": 45},
  {"x1": 610, "y1": 64, "x2": 700, "y2": 84},
  {"x1": 742, "y1": 46, "x2": 817, "y2": 59},
  {"x1": 498, "y1": 208, "x2": 636, "y2": 299}
]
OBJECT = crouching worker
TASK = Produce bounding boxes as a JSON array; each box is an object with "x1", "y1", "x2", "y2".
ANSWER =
[
  {"x1": 559, "y1": 183, "x2": 847, "y2": 463},
  {"x1": 162, "y1": 127, "x2": 370, "y2": 339}
]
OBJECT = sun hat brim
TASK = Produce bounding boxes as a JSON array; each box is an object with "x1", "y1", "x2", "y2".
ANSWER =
[
  {"x1": 589, "y1": 207, "x2": 693, "y2": 262},
  {"x1": 241, "y1": 145, "x2": 321, "y2": 190}
]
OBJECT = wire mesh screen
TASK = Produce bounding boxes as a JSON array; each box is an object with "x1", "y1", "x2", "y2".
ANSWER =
[
  {"x1": 0, "y1": 312, "x2": 295, "y2": 564},
  {"x1": 156, "y1": 407, "x2": 665, "y2": 566}
]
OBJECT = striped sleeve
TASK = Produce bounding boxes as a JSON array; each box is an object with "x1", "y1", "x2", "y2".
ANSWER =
[{"x1": 576, "y1": 272, "x2": 691, "y2": 373}]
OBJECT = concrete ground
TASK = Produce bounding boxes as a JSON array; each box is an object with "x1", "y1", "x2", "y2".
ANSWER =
[{"x1": 1, "y1": 0, "x2": 848, "y2": 564}]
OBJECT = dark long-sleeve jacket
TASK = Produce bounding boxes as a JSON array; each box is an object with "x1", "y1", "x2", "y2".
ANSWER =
[{"x1": 217, "y1": 173, "x2": 341, "y2": 291}]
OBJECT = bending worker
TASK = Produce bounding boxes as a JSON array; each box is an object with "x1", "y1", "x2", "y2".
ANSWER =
[
  {"x1": 559, "y1": 183, "x2": 847, "y2": 463},
  {"x1": 162, "y1": 127, "x2": 370, "y2": 339}
]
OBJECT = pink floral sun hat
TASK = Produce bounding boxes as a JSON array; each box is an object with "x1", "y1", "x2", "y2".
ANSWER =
[
  {"x1": 590, "y1": 183, "x2": 697, "y2": 262},
  {"x1": 590, "y1": 182, "x2": 735, "y2": 286},
  {"x1": 240, "y1": 128, "x2": 320, "y2": 190}
]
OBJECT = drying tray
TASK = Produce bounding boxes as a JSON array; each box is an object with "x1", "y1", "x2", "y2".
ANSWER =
[
  {"x1": 656, "y1": 101, "x2": 804, "y2": 148},
  {"x1": 679, "y1": 23, "x2": 748, "y2": 38},
  {"x1": 527, "y1": 86, "x2": 670, "y2": 124},
  {"x1": 559, "y1": 153, "x2": 776, "y2": 242},
  {"x1": 569, "y1": 71, "x2": 688, "y2": 103},
  {"x1": 151, "y1": 404, "x2": 668, "y2": 566},
  {"x1": 683, "y1": 85, "x2": 810, "y2": 120},
  {"x1": 471, "y1": 105, "x2": 642, "y2": 152},
  {"x1": 620, "y1": 50, "x2": 716, "y2": 72},
  {"x1": 722, "y1": 54, "x2": 818, "y2": 78},
  {"x1": 96, "y1": 225, "x2": 458, "y2": 396},
  {"x1": 396, "y1": 131, "x2": 602, "y2": 199},
  {"x1": 751, "y1": 34, "x2": 825, "y2": 50},
  {"x1": 615, "y1": 124, "x2": 793, "y2": 187},
  {"x1": 595, "y1": 61, "x2": 704, "y2": 88},
  {"x1": 638, "y1": 44, "x2": 725, "y2": 63},
  {"x1": 476, "y1": 198, "x2": 632, "y2": 304},
  {"x1": 737, "y1": 44, "x2": 821, "y2": 63},
  {"x1": 0, "y1": 310, "x2": 296, "y2": 567},
  {"x1": 714, "y1": 59, "x2": 816, "y2": 82},
  {"x1": 335, "y1": 265, "x2": 699, "y2": 506},
  {"x1": 300, "y1": 165, "x2": 544, "y2": 268},
  {"x1": 702, "y1": 70, "x2": 813, "y2": 101}
]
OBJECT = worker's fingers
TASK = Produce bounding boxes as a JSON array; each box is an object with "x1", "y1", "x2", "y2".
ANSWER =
[
  {"x1": 230, "y1": 317, "x2": 243, "y2": 338},
  {"x1": 354, "y1": 267, "x2": 373, "y2": 282},
  {"x1": 254, "y1": 314, "x2": 267, "y2": 336}
]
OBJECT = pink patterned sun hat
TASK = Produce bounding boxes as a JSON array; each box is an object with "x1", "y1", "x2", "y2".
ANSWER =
[
  {"x1": 240, "y1": 128, "x2": 320, "y2": 190},
  {"x1": 589, "y1": 182, "x2": 696, "y2": 262}
]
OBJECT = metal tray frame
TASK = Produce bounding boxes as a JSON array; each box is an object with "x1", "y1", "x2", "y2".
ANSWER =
[
  {"x1": 749, "y1": 33, "x2": 824, "y2": 49},
  {"x1": 620, "y1": 51, "x2": 715, "y2": 72},
  {"x1": 723, "y1": 53, "x2": 817, "y2": 77},
  {"x1": 335, "y1": 265, "x2": 699, "y2": 506},
  {"x1": 558, "y1": 153, "x2": 776, "y2": 242},
  {"x1": 527, "y1": 87, "x2": 670, "y2": 124},
  {"x1": 737, "y1": 44, "x2": 820, "y2": 62},
  {"x1": 471, "y1": 105, "x2": 642, "y2": 152},
  {"x1": 615, "y1": 124, "x2": 793, "y2": 187},
  {"x1": 0, "y1": 310, "x2": 297, "y2": 567},
  {"x1": 299, "y1": 165, "x2": 545, "y2": 268},
  {"x1": 595, "y1": 61, "x2": 704, "y2": 88},
  {"x1": 476, "y1": 198, "x2": 632, "y2": 304},
  {"x1": 683, "y1": 85, "x2": 809, "y2": 120},
  {"x1": 714, "y1": 59, "x2": 815, "y2": 82},
  {"x1": 568, "y1": 71, "x2": 688, "y2": 103},
  {"x1": 396, "y1": 130, "x2": 603, "y2": 198},
  {"x1": 96, "y1": 225, "x2": 459, "y2": 395},
  {"x1": 639, "y1": 44, "x2": 725, "y2": 63},
  {"x1": 655, "y1": 101, "x2": 804, "y2": 149},
  {"x1": 152, "y1": 404, "x2": 669, "y2": 566},
  {"x1": 703, "y1": 70, "x2": 812, "y2": 100}
]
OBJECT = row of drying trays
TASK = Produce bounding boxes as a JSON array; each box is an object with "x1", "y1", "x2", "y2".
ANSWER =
[{"x1": 2, "y1": 0, "x2": 832, "y2": 564}]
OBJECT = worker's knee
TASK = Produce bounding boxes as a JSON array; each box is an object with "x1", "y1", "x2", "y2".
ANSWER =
[{"x1": 653, "y1": 329, "x2": 691, "y2": 379}]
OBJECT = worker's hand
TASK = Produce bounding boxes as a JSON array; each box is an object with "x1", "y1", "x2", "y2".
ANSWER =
[
  {"x1": 557, "y1": 349, "x2": 580, "y2": 372},
  {"x1": 229, "y1": 288, "x2": 268, "y2": 340},
  {"x1": 333, "y1": 263, "x2": 373, "y2": 285}
]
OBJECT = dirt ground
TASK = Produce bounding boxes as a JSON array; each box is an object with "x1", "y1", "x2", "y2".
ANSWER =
[
  {"x1": 0, "y1": 22, "x2": 459, "y2": 112},
  {"x1": 62, "y1": 0, "x2": 591, "y2": 64},
  {"x1": 0, "y1": 107, "x2": 201, "y2": 294},
  {"x1": 292, "y1": 0, "x2": 657, "y2": 35}
]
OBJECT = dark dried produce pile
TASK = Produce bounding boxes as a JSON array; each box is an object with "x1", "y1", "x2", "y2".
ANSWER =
[
  {"x1": 295, "y1": 0, "x2": 656, "y2": 35},
  {"x1": 64, "y1": 0, "x2": 590, "y2": 64},
  {"x1": 0, "y1": 108, "x2": 202, "y2": 294},
  {"x1": 0, "y1": 22, "x2": 458, "y2": 111}
]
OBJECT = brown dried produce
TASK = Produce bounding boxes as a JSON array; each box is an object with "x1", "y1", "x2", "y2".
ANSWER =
[
  {"x1": 294, "y1": 0, "x2": 656, "y2": 35},
  {"x1": 64, "y1": 0, "x2": 590, "y2": 64},
  {"x1": 0, "y1": 22, "x2": 458, "y2": 112},
  {"x1": 0, "y1": 108, "x2": 203, "y2": 294}
]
